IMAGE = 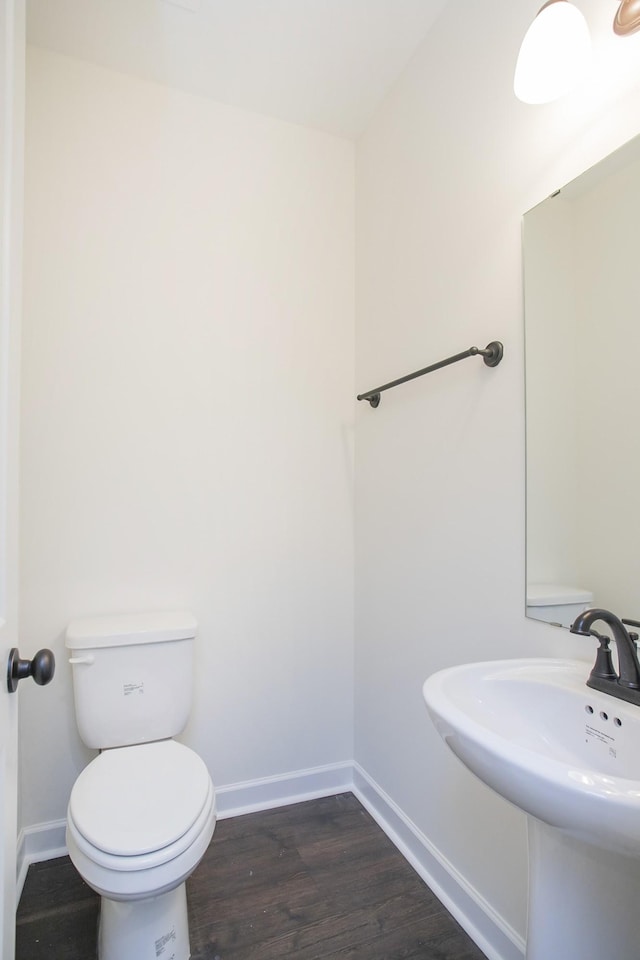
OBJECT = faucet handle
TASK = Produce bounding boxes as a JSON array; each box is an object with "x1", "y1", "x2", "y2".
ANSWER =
[
  {"x1": 589, "y1": 630, "x2": 618, "y2": 682},
  {"x1": 622, "y1": 620, "x2": 640, "y2": 651}
]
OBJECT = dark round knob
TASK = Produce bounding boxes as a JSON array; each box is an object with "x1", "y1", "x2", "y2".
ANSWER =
[
  {"x1": 7, "y1": 648, "x2": 56, "y2": 693},
  {"x1": 31, "y1": 649, "x2": 55, "y2": 686}
]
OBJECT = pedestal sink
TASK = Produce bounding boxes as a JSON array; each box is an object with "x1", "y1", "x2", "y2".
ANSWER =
[{"x1": 423, "y1": 658, "x2": 640, "y2": 960}]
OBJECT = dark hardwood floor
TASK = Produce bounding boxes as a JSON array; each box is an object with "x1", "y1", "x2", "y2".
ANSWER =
[{"x1": 17, "y1": 793, "x2": 487, "y2": 960}]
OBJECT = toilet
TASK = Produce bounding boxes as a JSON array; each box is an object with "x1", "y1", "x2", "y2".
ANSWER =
[
  {"x1": 526, "y1": 583, "x2": 594, "y2": 626},
  {"x1": 65, "y1": 611, "x2": 216, "y2": 960}
]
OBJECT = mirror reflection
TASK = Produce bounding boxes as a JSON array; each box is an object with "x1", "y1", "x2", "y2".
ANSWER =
[{"x1": 524, "y1": 134, "x2": 640, "y2": 627}]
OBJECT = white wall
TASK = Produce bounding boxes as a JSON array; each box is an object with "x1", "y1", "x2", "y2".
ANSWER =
[
  {"x1": 354, "y1": 0, "x2": 640, "y2": 946},
  {"x1": 19, "y1": 48, "x2": 355, "y2": 830}
]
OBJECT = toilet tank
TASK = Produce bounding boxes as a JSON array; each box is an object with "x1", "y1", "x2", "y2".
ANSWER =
[
  {"x1": 66, "y1": 611, "x2": 197, "y2": 750},
  {"x1": 526, "y1": 584, "x2": 593, "y2": 627}
]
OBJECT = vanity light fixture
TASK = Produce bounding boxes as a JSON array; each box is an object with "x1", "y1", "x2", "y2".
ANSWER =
[{"x1": 515, "y1": 1, "x2": 640, "y2": 104}]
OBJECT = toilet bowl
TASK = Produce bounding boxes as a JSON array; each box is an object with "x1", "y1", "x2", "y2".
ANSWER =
[
  {"x1": 66, "y1": 740, "x2": 216, "y2": 900},
  {"x1": 65, "y1": 612, "x2": 215, "y2": 960}
]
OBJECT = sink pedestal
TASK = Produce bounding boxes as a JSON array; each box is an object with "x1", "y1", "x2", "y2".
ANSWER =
[{"x1": 527, "y1": 819, "x2": 640, "y2": 960}]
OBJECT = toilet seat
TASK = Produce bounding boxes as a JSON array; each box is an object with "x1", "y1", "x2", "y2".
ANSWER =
[
  {"x1": 66, "y1": 789, "x2": 216, "y2": 902},
  {"x1": 68, "y1": 740, "x2": 212, "y2": 867},
  {"x1": 66, "y1": 739, "x2": 216, "y2": 903},
  {"x1": 67, "y1": 778, "x2": 214, "y2": 873}
]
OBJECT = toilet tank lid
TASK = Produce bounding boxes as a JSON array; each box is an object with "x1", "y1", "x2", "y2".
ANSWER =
[
  {"x1": 526, "y1": 584, "x2": 593, "y2": 607},
  {"x1": 65, "y1": 611, "x2": 197, "y2": 650}
]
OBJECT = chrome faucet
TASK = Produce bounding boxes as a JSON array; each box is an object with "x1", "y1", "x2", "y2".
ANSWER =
[{"x1": 570, "y1": 608, "x2": 640, "y2": 705}]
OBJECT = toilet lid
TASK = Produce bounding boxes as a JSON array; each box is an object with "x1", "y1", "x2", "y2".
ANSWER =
[{"x1": 69, "y1": 740, "x2": 211, "y2": 857}]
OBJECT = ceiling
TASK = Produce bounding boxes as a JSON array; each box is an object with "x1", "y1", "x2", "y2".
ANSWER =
[{"x1": 26, "y1": 0, "x2": 448, "y2": 138}]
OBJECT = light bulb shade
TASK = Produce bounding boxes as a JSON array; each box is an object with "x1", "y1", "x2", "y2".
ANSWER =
[{"x1": 514, "y1": 0, "x2": 591, "y2": 104}]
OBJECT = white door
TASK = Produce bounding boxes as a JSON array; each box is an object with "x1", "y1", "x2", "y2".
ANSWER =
[{"x1": 0, "y1": 0, "x2": 25, "y2": 957}]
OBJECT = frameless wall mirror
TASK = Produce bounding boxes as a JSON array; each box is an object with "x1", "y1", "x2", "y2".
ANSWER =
[{"x1": 524, "y1": 133, "x2": 640, "y2": 627}]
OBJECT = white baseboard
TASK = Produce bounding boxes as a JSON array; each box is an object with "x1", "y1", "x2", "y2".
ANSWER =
[
  {"x1": 215, "y1": 760, "x2": 353, "y2": 819},
  {"x1": 16, "y1": 760, "x2": 526, "y2": 960},
  {"x1": 16, "y1": 819, "x2": 67, "y2": 901},
  {"x1": 351, "y1": 763, "x2": 525, "y2": 960}
]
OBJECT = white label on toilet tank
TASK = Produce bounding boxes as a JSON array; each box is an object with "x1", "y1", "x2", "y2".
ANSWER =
[
  {"x1": 155, "y1": 926, "x2": 176, "y2": 957},
  {"x1": 123, "y1": 681, "x2": 144, "y2": 696}
]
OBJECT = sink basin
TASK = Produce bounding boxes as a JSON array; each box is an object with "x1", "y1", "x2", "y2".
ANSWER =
[
  {"x1": 423, "y1": 658, "x2": 640, "y2": 960},
  {"x1": 423, "y1": 657, "x2": 640, "y2": 856}
]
